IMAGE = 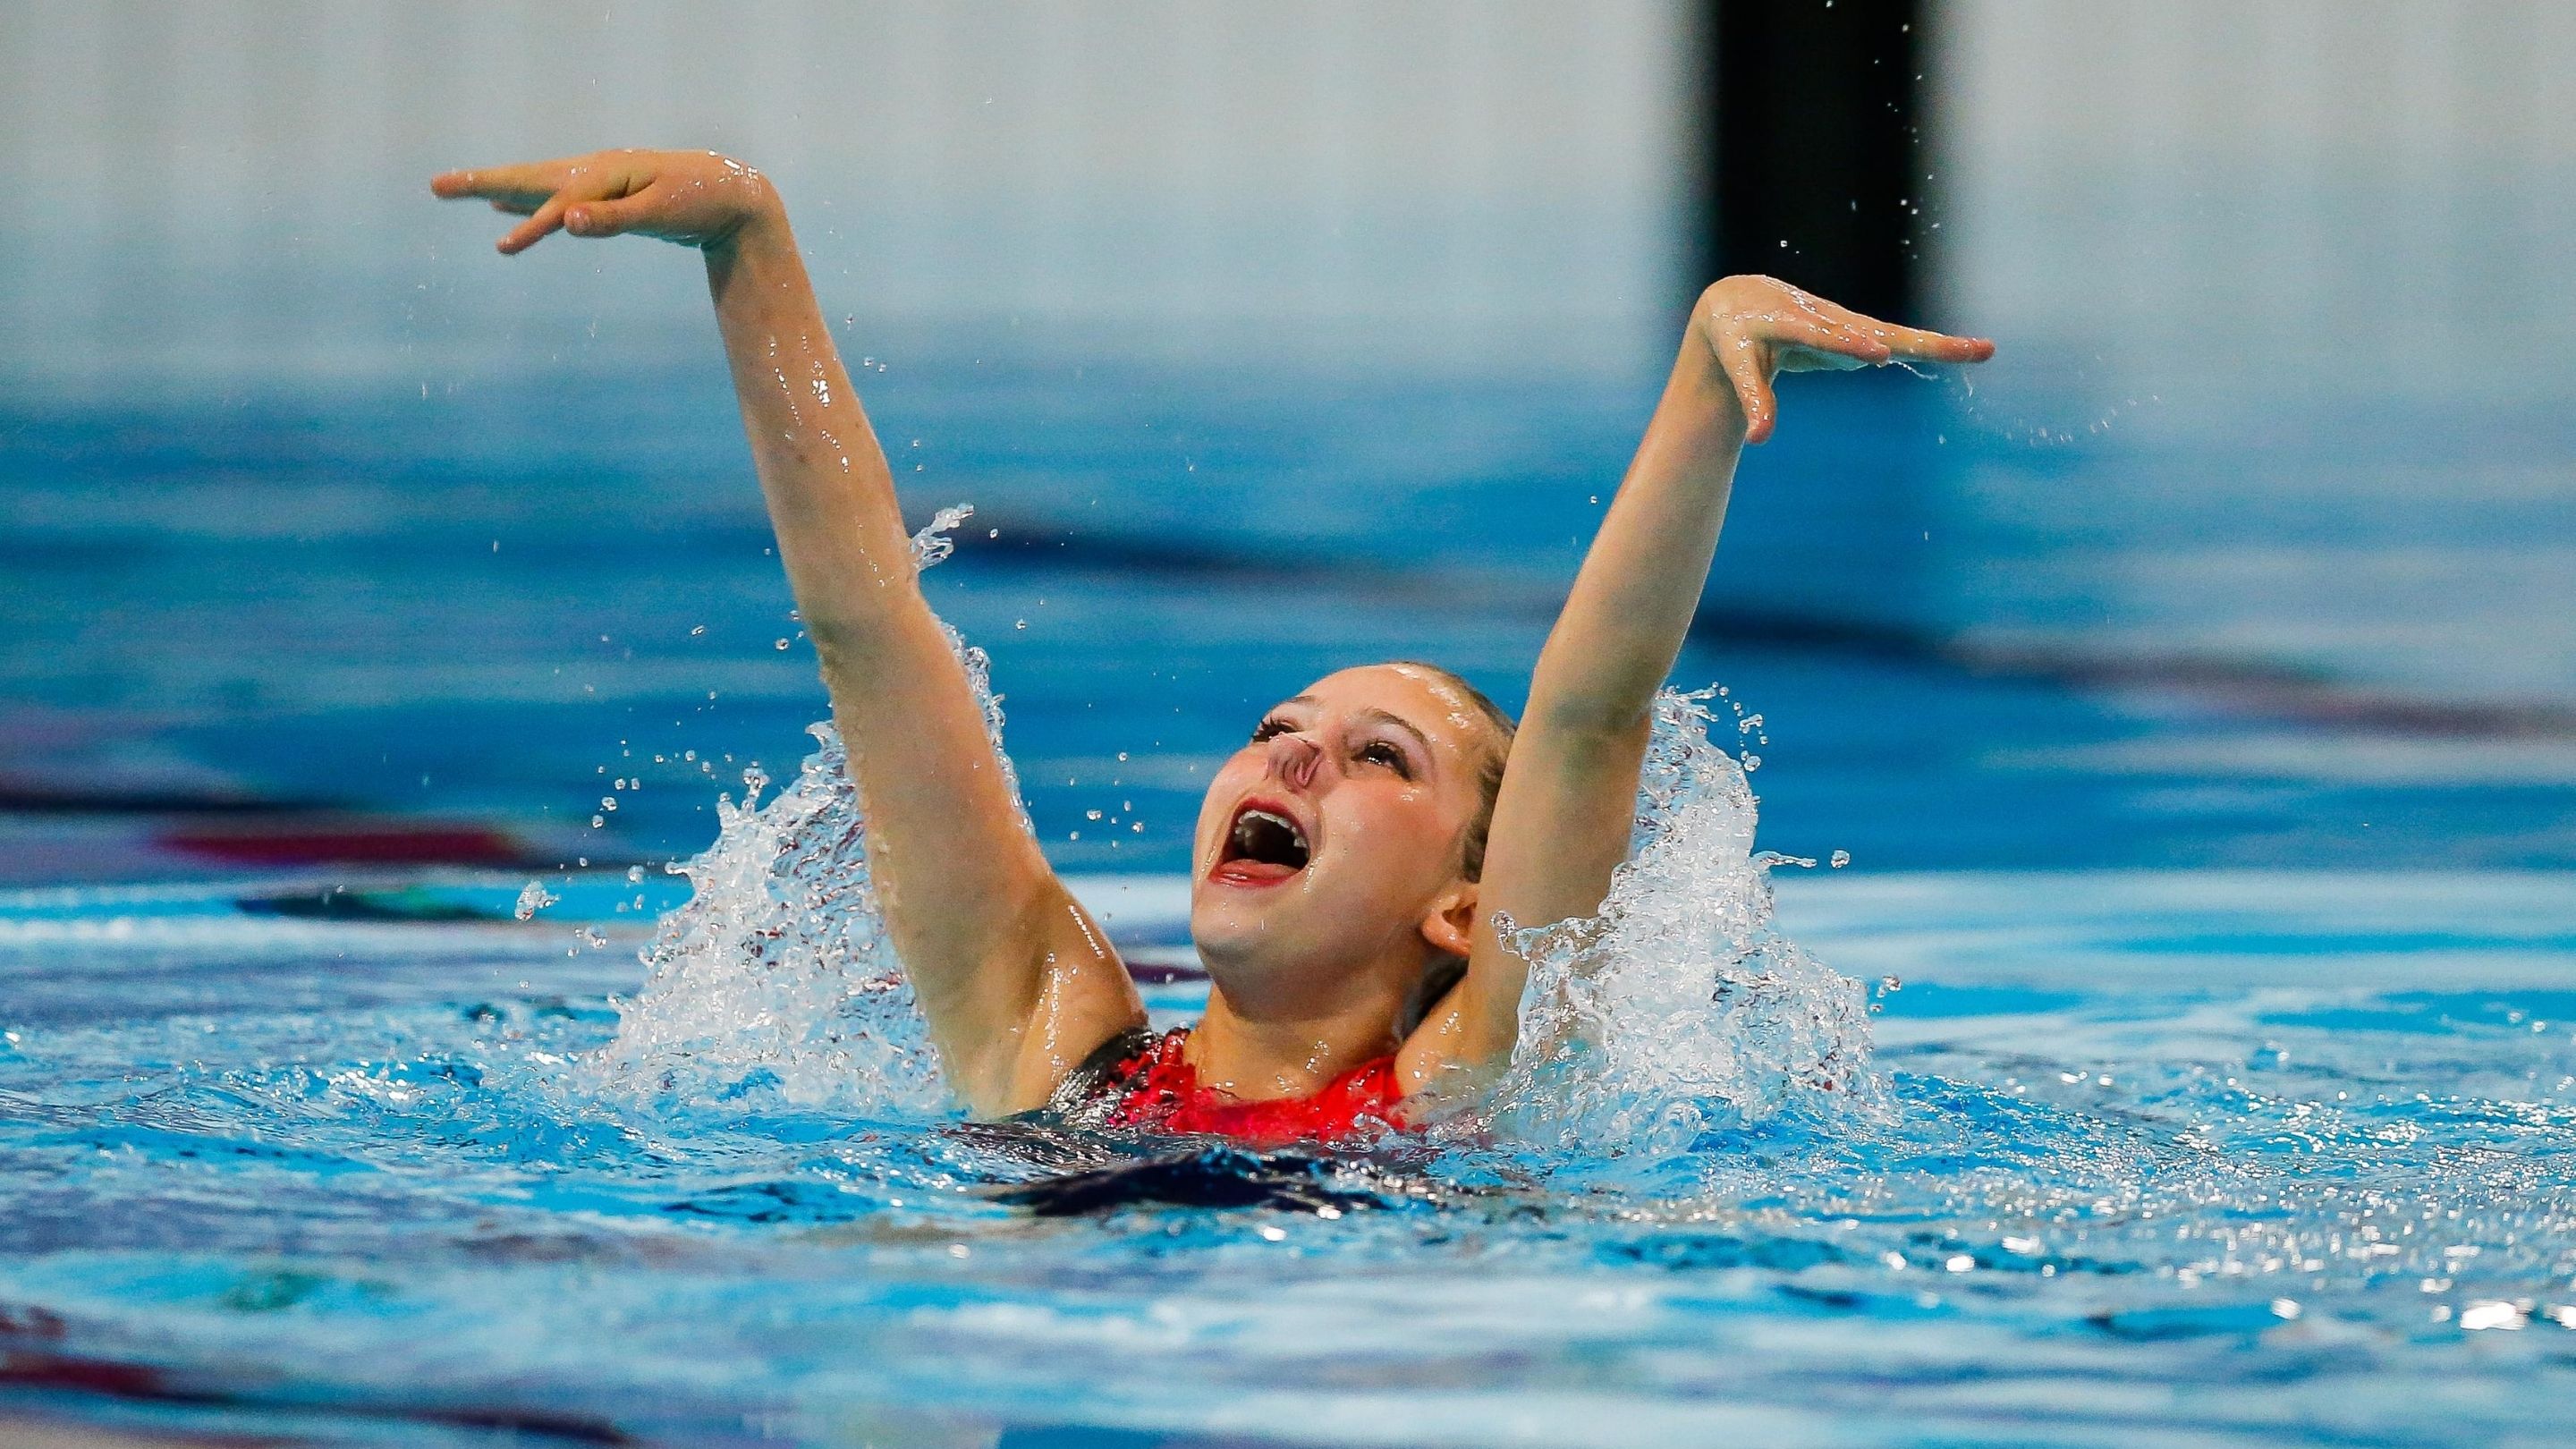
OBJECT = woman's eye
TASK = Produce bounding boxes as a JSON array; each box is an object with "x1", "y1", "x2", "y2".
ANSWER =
[
  {"x1": 1250, "y1": 717, "x2": 1290, "y2": 743},
  {"x1": 1359, "y1": 741, "x2": 1411, "y2": 775}
]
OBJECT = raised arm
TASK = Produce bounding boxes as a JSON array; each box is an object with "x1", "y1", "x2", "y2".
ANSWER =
[
  {"x1": 432, "y1": 150, "x2": 1141, "y2": 1114},
  {"x1": 1399, "y1": 276, "x2": 1991, "y2": 1095}
]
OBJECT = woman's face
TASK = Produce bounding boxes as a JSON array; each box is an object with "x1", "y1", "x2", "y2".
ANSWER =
[{"x1": 1188, "y1": 664, "x2": 1495, "y2": 1007}]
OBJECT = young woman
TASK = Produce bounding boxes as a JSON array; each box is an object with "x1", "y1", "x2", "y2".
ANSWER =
[{"x1": 433, "y1": 149, "x2": 1991, "y2": 1146}]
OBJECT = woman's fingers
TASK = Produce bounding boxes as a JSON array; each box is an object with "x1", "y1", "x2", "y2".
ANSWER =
[
  {"x1": 1863, "y1": 323, "x2": 1994, "y2": 362},
  {"x1": 430, "y1": 163, "x2": 563, "y2": 205},
  {"x1": 492, "y1": 165, "x2": 650, "y2": 253},
  {"x1": 1710, "y1": 332, "x2": 1779, "y2": 444},
  {"x1": 435, "y1": 157, "x2": 634, "y2": 252},
  {"x1": 564, "y1": 191, "x2": 654, "y2": 239},
  {"x1": 1774, "y1": 307, "x2": 1893, "y2": 365},
  {"x1": 434, "y1": 155, "x2": 665, "y2": 253},
  {"x1": 435, "y1": 162, "x2": 576, "y2": 251},
  {"x1": 1744, "y1": 308, "x2": 1891, "y2": 379},
  {"x1": 496, "y1": 190, "x2": 578, "y2": 254},
  {"x1": 1812, "y1": 301, "x2": 1995, "y2": 363},
  {"x1": 1928, "y1": 332, "x2": 1997, "y2": 363}
]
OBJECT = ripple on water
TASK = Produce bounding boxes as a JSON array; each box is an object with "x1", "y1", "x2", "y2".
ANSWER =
[
  {"x1": 3, "y1": 565, "x2": 2573, "y2": 1441},
  {"x1": 3, "y1": 885, "x2": 2574, "y2": 1445}
]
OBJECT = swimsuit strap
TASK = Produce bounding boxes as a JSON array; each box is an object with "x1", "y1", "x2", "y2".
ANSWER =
[{"x1": 1036, "y1": 1023, "x2": 1174, "y2": 1131}]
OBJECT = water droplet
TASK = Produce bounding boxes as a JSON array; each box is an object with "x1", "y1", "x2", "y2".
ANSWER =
[
  {"x1": 775, "y1": 638, "x2": 791, "y2": 650},
  {"x1": 513, "y1": 881, "x2": 559, "y2": 920},
  {"x1": 1829, "y1": 849, "x2": 1852, "y2": 869}
]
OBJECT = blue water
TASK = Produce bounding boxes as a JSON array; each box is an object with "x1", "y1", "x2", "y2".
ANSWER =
[
  {"x1": 3, "y1": 870, "x2": 2572, "y2": 1446},
  {"x1": 4, "y1": 329, "x2": 2574, "y2": 1445},
  {"x1": 6, "y1": 349, "x2": 2571, "y2": 884}
]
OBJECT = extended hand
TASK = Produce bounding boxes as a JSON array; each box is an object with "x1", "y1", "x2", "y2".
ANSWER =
[
  {"x1": 430, "y1": 148, "x2": 777, "y2": 255},
  {"x1": 1695, "y1": 275, "x2": 1993, "y2": 444}
]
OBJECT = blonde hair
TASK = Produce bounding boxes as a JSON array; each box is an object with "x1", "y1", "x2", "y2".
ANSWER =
[{"x1": 1375, "y1": 662, "x2": 1514, "y2": 1038}]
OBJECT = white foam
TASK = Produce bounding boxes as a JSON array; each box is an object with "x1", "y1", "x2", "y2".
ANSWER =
[
  {"x1": 1460, "y1": 689, "x2": 1881, "y2": 1155},
  {"x1": 579, "y1": 507, "x2": 1000, "y2": 1118}
]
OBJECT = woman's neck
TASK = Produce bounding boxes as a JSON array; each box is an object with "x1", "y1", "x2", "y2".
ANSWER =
[{"x1": 1184, "y1": 985, "x2": 1403, "y2": 1100}]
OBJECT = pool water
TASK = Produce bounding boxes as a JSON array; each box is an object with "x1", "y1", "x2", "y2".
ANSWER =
[
  {"x1": 4, "y1": 318, "x2": 2572, "y2": 1446},
  {"x1": 7, "y1": 349, "x2": 2572, "y2": 886},
  {"x1": 3, "y1": 866, "x2": 2572, "y2": 1447}
]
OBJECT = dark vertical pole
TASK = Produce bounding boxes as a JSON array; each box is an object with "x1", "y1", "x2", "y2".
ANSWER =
[{"x1": 1700, "y1": 0, "x2": 1926, "y2": 320}]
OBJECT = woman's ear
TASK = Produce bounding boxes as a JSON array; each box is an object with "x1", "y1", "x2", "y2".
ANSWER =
[{"x1": 1419, "y1": 883, "x2": 1478, "y2": 960}]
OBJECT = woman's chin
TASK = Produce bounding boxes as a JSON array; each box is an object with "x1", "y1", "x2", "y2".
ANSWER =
[{"x1": 1189, "y1": 886, "x2": 1308, "y2": 964}]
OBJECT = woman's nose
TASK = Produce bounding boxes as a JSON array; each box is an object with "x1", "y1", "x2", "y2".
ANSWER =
[{"x1": 1264, "y1": 731, "x2": 1323, "y2": 791}]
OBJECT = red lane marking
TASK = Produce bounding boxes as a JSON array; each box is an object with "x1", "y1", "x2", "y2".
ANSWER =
[{"x1": 0, "y1": 1349, "x2": 167, "y2": 1398}]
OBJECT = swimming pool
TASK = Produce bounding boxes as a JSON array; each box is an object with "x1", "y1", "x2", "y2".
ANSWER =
[
  {"x1": 3, "y1": 861, "x2": 2572, "y2": 1446},
  {"x1": 5, "y1": 325, "x2": 2574, "y2": 1446},
  {"x1": 7, "y1": 342, "x2": 2571, "y2": 886}
]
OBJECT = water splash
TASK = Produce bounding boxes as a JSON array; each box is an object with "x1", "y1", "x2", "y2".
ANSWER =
[
  {"x1": 589, "y1": 507, "x2": 1868, "y2": 1136},
  {"x1": 579, "y1": 506, "x2": 1000, "y2": 1119},
  {"x1": 1459, "y1": 689, "x2": 1880, "y2": 1157}
]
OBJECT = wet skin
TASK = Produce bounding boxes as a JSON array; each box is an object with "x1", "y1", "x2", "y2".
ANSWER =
[{"x1": 1182, "y1": 665, "x2": 1501, "y2": 1095}]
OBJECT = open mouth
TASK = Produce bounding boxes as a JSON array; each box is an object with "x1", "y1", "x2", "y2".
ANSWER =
[{"x1": 1212, "y1": 802, "x2": 1310, "y2": 884}]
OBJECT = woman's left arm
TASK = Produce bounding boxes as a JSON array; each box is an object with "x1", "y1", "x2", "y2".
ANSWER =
[{"x1": 1396, "y1": 275, "x2": 1991, "y2": 1097}]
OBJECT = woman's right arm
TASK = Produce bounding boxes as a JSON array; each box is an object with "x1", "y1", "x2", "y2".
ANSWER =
[{"x1": 432, "y1": 150, "x2": 1143, "y2": 1114}]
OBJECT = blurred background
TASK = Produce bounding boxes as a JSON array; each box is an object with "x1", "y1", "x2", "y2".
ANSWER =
[{"x1": 2, "y1": 0, "x2": 2571, "y2": 885}]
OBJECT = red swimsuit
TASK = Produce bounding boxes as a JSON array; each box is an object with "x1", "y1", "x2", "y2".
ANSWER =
[{"x1": 1055, "y1": 1027, "x2": 1403, "y2": 1148}]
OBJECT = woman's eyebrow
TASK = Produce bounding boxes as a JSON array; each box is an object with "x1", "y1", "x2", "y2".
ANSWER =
[{"x1": 1352, "y1": 707, "x2": 1434, "y2": 759}]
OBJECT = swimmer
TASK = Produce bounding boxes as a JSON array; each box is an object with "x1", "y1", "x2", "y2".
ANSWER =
[{"x1": 433, "y1": 148, "x2": 1991, "y2": 1146}]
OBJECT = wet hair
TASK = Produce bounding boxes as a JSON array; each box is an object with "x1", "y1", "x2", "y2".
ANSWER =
[
  {"x1": 1382, "y1": 661, "x2": 1515, "y2": 881},
  {"x1": 1386, "y1": 659, "x2": 1514, "y2": 1036}
]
